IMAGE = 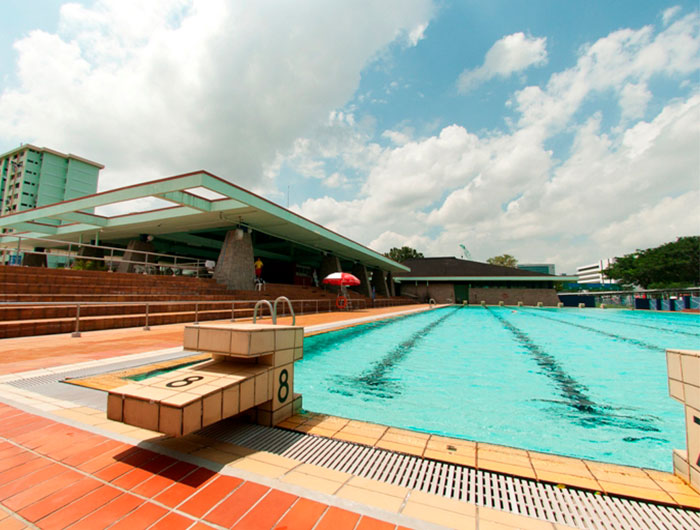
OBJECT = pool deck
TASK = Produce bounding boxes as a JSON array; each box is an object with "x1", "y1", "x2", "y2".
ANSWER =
[{"x1": 0, "y1": 305, "x2": 698, "y2": 529}]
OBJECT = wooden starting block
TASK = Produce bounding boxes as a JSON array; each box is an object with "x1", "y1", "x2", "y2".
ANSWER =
[
  {"x1": 667, "y1": 348, "x2": 700, "y2": 493},
  {"x1": 107, "y1": 323, "x2": 303, "y2": 436}
]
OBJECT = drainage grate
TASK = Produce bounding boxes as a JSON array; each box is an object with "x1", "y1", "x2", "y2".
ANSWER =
[
  {"x1": 5, "y1": 360, "x2": 700, "y2": 529},
  {"x1": 200, "y1": 419, "x2": 700, "y2": 530},
  {"x1": 7, "y1": 350, "x2": 196, "y2": 390}
]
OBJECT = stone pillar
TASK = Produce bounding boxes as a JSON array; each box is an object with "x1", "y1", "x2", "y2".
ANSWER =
[
  {"x1": 319, "y1": 255, "x2": 341, "y2": 293},
  {"x1": 23, "y1": 248, "x2": 47, "y2": 268},
  {"x1": 371, "y1": 269, "x2": 389, "y2": 297},
  {"x1": 351, "y1": 263, "x2": 371, "y2": 297},
  {"x1": 117, "y1": 240, "x2": 155, "y2": 273},
  {"x1": 213, "y1": 230, "x2": 255, "y2": 290},
  {"x1": 386, "y1": 272, "x2": 396, "y2": 297}
]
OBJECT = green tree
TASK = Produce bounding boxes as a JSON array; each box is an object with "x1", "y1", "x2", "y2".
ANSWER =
[
  {"x1": 486, "y1": 254, "x2": 518, "y2": 268},
  {"x1": 603, "y1": 236, "x2": 700, "y2": 288},
  {"x1": 384, "y1": 246, "x2": 424, "y2": 263}
]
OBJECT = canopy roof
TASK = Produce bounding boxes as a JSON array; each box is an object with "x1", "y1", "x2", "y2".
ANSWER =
[
  {"x1": 0, "y1": 171, "x2": 408, "y2": 273},
  {"x1": 394, "y1": 257, "x2": 578, "y2": 282}
]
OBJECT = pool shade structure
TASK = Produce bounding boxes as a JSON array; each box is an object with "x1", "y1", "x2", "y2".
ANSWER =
[
  {"x1": 0, "y1": 170, "x2": 408, "y2": 289},
  {"x1": 322, "y1": 272, "x2": 361, "y2": 286},
  {"x1": 107, "y1": 323, "x2": 304, "y2": 436}
]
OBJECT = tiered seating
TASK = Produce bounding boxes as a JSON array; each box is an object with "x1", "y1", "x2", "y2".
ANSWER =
[{"x1": 0, "y1": 266, "x2": 415, "y2": 338}]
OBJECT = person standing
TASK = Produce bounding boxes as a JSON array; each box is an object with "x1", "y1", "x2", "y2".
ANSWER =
[{"x1": 254, "y1": 257, "x2": 264, "y2": 280}]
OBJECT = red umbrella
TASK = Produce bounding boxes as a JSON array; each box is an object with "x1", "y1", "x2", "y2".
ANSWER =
[{"x1": 322, "y1": 272, "x2": 361, "y2": 286}]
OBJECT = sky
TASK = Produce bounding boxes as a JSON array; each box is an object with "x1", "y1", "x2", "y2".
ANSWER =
[{"x1": 0, "y1": 1, "x2": 698, "y2": 274}]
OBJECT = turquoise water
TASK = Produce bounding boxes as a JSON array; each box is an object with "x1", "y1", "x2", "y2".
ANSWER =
[{"x1": 296, "y1": 307, "x2": 700, "y2": 471}]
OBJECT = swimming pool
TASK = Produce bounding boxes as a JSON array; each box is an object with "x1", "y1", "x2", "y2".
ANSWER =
[{"x1": 295, "y1": 306, "x2": 700, "y2": 471}]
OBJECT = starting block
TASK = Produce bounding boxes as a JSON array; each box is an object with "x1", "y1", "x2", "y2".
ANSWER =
[{"x1": 107, "y1": 323, "x2": 303, "y2": 436}]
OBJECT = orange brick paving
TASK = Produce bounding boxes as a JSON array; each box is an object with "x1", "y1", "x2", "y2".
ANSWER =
[{"x1": 0, "y1": 403, "x2": 409, "y2": 530}]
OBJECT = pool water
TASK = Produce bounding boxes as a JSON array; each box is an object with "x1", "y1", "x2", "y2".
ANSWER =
[{"x1": 296, "y1": 306, "x2": 700, "y2": 471}]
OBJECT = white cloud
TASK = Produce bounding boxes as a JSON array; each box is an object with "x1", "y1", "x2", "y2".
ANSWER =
[
  {"x1": 619, "y1": 82, "x2": 652, "y2": 121},
  {"x1": 513, "y1": 12, "x2": 700, "y2": 134},
  {"x1": 592, "y1": 192, "x2": 699, "y2": 250},
  {"x1": 408, "y1": 23, "x2": 428, "y2": 46},
  {"x1": 381, "y1": 129, "x2": 412, "y2": 146},
  {"x1": 457, "y1": 32, "x2": 547, "y2": 93},
  {"x1": 295, "y1": 13, "x2": 700, "y2": 272},
  {"x1": 0, "y1": 0, "x2": 434, "y2": 192},
  {"x1": 662, "y1": 6, "x2": 682, "y2": 26},
  {"x1": 322, "y1": 172, "x2": 349, "y2": 188}
]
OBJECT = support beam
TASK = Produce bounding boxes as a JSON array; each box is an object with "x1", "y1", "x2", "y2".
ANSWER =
[
  {"x1": 0, "y1": 222, "x2": 58, "y2": 235},
  {"x1": 371, "y1": 268, "x2": 389, "y2": 297},
  {"x1": 386, "y1": 271, "x2": 396, "y2": 296},
  {"x1": 48, "y1": 211, "x2": 108, "y2": 227},
  {"x1": 351, "y1": 263, "x2": 372, "y2": 298},
  {"x1": 156, "y1": 191, "x2": 212, "y2": 212},
  {"x1": 319, "y1": 254, "x2": 341, "y2": 294},
  {"x1": 213, "y1": 230, "x2": 255, "y2": 290},
  {"x1": 117, "y1": 240, "x2": 155, "y2": 273}
]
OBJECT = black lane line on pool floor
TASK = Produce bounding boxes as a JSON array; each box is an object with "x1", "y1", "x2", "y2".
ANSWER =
[
  {"x1": 487, "y1": 308, "x2": 663, "y2": 435},
  {"x1": 518, "y1": 309, "x2": 665, "y2": 352},
  {"x1": 337, "y1": 306, "x2": 462, "y2": 399},
  {"x1": 303, "y1": 308, "x2": 443, "y2": 359},
  {"x1": 537, "y1": 307, "x2": 700, "y2": 338}
]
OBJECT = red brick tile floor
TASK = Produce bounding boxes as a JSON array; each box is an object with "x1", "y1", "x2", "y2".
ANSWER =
[
  {"x1": 0, "y1": 403, "x2": 411, "y2": 529},
  {"x1": 0, "y1": 308, "x2": 433, "y2": 529}
]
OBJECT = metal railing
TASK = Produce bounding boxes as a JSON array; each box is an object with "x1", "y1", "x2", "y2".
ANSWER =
[
  {"x1": 252, "y1": 296, "x2": 296, "y2": 325},
  {"x1": 0, "y1": 234, "x2": 209, "y2": 276},
  {"x1": 0, "y1": 296, "x2": 415, "y2": 337}
]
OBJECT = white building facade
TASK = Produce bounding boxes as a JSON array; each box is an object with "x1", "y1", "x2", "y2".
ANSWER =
[{"x1": 576, "y1": 259, "x2": 617, "y2": 284}]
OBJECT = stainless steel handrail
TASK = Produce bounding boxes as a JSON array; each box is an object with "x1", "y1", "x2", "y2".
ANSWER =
[
  {"x1": 0, "y1": 296, "x2": 417, "y2": 337},
  {"x1": 273, "y1": 296, "x2": 295, "y2": 326},
  {"x1": 252, "y1": 299, "x2": 275, "y2": 324},
  {"x1": 1, "y1": 234, "x2": 207, "y2": 275}
]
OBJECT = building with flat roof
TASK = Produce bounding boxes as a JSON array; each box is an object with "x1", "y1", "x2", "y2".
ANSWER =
[
  {"x1": 576, "y1": 259, "x2": 617, "y2": 285},
  {"x1": 0, "y1": 145, "x2": 104, "y2": 222},
  {"x1": 517, "y1": 263, "x2": 555, "y2": 275},
  {"x1": 393, "y1": 257, "x2": 577, "y2": 305}
]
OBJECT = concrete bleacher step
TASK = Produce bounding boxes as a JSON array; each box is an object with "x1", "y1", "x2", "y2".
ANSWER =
[{"x1": 0, "y1": 266, "x2": 415, "y2": 338}]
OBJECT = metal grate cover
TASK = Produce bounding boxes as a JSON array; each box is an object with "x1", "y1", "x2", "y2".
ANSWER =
[
  {"x1": 7, "y1": 350, "x2": 196, "y2": 390},
  {"x1": 201, "y1": 419, "x2": 700, "y2": 530},
  {"x1": 4, "y1": 357, "x2": 700, "y2": 530}
]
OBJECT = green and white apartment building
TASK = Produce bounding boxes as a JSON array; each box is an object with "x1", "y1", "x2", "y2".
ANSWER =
[{"x1": 0, "y1": 145, "x2": 103, "y2": 220}]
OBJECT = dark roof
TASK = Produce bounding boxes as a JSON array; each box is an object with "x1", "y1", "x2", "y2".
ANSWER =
[{"x1": 394, "y1": 257, "x2": 556, "y2": 278}]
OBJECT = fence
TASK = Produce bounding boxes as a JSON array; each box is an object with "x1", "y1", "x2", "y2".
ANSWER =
[
  {"x1": 0, "y1": 296, "x2": 413, "y2": 337},
  {"x1": 559, "y1": 287, "x2": 700, "y2": 310},
  {"x1": 0, "y1": 235, "x2": 208, "y2": 276}
]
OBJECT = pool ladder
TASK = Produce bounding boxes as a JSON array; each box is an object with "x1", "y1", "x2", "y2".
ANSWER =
[{"x1": 252, "y1": 296, "x2": 296, "y2": 325}]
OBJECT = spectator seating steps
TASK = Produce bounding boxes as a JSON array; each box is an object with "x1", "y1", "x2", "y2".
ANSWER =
[{"x1": 0, "y1": 266, "x2": 414, "y2": 338}]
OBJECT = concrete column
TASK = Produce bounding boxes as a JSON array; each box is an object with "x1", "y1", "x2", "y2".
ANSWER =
[
  {"x1": 371, "y1": 269, "x2": 389, "y2": 297},
  {"x1": 23, "y1": 249, "x2": 47, "y2": 268},
  {"x1": 351, "y1": 263, "x2": 371, "y2": 297},
  {"x1": 117, "y1": 240, "x2": 155, "y2": 273},
  {"x1": 319, "y1": 254, "x2": 341, "y2": 293},
  {"x1": 386, "y1": 272, "x2": 396, "y2": 297},
  {"x1": 213, "y1": 230, "x2": 254, "y2": 290}
]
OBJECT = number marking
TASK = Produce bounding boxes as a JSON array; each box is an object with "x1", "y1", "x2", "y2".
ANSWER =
[
  {"x1": 166, "y1": 375, "x2": 204, "y2": 388},
  {"x1": 278, "y1": 369, "x2": 289, "y2": 403}
]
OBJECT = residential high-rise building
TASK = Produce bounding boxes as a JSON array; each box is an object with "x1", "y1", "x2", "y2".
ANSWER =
[{"x1": 0, "y1": 145, "x2": 103, "y2": 219}]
